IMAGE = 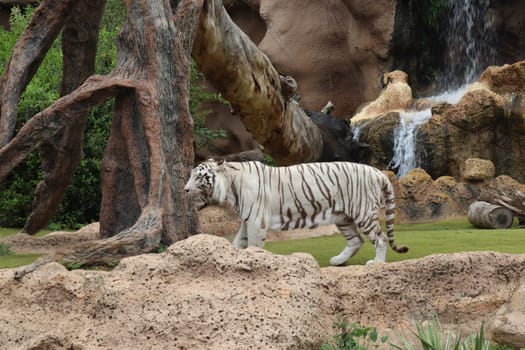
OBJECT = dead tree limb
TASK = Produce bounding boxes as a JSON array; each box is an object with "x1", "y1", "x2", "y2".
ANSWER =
[
  {"x1": 468, "y1": 201, "x2": 514, "y2": 229},
  {"x1": 495, "y1": 190, "x2": 525, "y2": 219},
  {"x1": 192, "y1": 0, "x2": 323, "y2": 165}
]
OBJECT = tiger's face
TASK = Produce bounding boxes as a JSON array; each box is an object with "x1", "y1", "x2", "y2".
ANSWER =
[{"x1": 184, "y1": 160, "x2": 218, "y2": 199}]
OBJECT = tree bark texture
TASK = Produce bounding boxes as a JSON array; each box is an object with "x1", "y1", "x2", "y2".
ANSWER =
[
  {"x1": 0, "y1": 0, "x2": 74, "y2": 147},
  {"x1": 192, "y1": 0, "x2": 323, "y2": 165},
  {"x1": 0, "y1": 0, "x2": 201, "y2": 265},
  {"x1": 1, "y1": 0, "x2": 329, "y2": 266},
  {"x1": 23, "y1": 0, "x2": 106, "y2": 234},
  {"x1": 468, "y1": 201, "x2": 514, "y2": 229}
]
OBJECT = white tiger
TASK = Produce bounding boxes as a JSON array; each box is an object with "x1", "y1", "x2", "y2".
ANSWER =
[{"x1": 184, "y1": 160, "x2": 408, "y2": 265}]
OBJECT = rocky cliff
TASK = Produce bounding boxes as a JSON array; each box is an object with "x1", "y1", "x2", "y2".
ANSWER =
[{"x1": 357, "y1": 60, "x2": 525, "y2": 182}]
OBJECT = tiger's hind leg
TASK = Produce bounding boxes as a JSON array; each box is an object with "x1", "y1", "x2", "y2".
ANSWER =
[
  {"x1": 358, "y1": 218, "x2": 387, "y2": 265},
  {"x1": 330, "y1": 217, "x2": 363, "y2": 266}
]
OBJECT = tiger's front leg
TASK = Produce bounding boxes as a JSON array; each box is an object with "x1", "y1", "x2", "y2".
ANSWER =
[
  {"x1": 246, "y1": 221, "x2": 268, "y2": 248},
  {"x1": 232, "y1": 222, "x2": 248, "y2": 249}
]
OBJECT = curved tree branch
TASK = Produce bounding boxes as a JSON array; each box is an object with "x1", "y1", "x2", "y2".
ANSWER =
[
  {"x1": 23, "y1": 0, "x2": 106, "y2": 234},
  {"x1": 0, "y1": 0, "x2": 74, "y2": 147},
  {"x1": 0, "y1": 75, "x2": 137, "y2": 183},
  {"x1": 192, "y1": 0, "x2": 323, "y2": 165}
]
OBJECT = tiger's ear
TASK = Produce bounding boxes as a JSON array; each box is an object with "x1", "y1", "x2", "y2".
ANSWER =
[{"x1": 214, "y1": 159, "x2": 227, "y2": 173}]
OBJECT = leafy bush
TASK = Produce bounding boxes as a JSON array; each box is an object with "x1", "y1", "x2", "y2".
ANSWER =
[
  {"x1": 0, "y1": 243, "x2": 13, "y2": 256},
  {"x1": 0, "y1": 1, "x2": 224, "y2": 229},
  {"x1": 320, "y1": 318, "x2": 387, "y2": 350},
  {"x1": 321, "y1": 316, "x2": 513, "y2": 350},
  {"x1": 392, "y1": 318, "x2": 501, "y2": 350},
  {"x1": 189, "y1": 59, "x2": 228, "y2": 149},
  {"x1": 0, "y1": 4, "x2": 118, "y2": 229}
]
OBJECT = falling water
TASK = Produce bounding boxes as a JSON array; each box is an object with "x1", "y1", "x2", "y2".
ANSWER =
[
  {"x1": 387, "y1": 0, "x2": 497, "y2": 177},
  {"x1": 389, "y1": 110, "x2": 432, "y2": 178},
  {"x1": 443, "y1": 0, "x2": 497, "y2": 89}
]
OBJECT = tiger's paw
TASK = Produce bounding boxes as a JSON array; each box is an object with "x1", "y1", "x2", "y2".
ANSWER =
[
  {"x1": 366, "y1": 259, "x2": 385, "y2": 265},
  {"x1": 329, "y1": 256, "x2": 347, "y2": 266}
]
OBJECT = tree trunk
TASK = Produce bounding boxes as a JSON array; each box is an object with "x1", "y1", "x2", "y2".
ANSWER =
[
  {"x1": 1, "y1": 0, "x2": 332, "y2": 269},
  {"x1": 1, "y1": 0, "x2": 201, "y2": 266},
  {"x1": 191, "y1": 0, "x2": 323, "y2": 165},
  {"x1": 468, "y1": 201, "x2": 514, "y2": 229},
  {"x1": 23, "y1": 0, "x2": 106, "y2": 235},
  {"x1": 61, "y1": 0, "x2": 202, "y2": 262}
]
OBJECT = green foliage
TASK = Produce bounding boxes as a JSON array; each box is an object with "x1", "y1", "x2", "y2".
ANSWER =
[
  {"x1": 413, "y1": 0, "x2": 450, "y2": 31},
  {"x1": 189, "y1": 59, "x2": 228, "y2": 149},
  {"x1": 322, "y1": 317, "x2": 511, "y2": 350},
  {"x1": 394, "y1": 0, "x2": 451, "y2": 88},
  {"x1": 263, "y1": 153, "x2": 276, "y2": 166},
  {"x1": 155, "y1": 245, "x2": 169, "y2": 253},
  {"x1": 59, "y1": 259, "x2": 120, "y2": 271},
  {"x1": 60, "y1": 260, "x2": 85, "y2": 271},
  {"x1": 0, "y1": 152, "x2": 42, "y2": 227},
  {"x1": 0, "y1": 3, "x2": 119, "y2": 229},
  {"x1": 0, "y1": 243, "x2": 13, "y2": 256},
  {"x1": 0, "y1": 1, "x2": 227, "y2": 229},
  {"x1": 320, "y1": 318, "x2": 387, "y2": 350},
  {"x1": 391, "y1": 318, "x2": 495, "y2": 350}
]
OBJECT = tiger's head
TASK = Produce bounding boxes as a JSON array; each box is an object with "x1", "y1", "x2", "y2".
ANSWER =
[{"x1": 184, "y1": 160, "x2": 223, "y2": 204}]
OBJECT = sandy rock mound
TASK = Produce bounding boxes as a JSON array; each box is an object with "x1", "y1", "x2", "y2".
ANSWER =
[
  {"x1": 325, "y1": 252, "x2": 525, "y2": 334},
  {"x1": 1, "y1": 234, "x2": 524, "y2": 349},
  {"x1": 488, "y1": 280, "x2": 525, "y2": 348},
  {"x1": 0, "y1": 234, "x2": 329, "y2": 350}
]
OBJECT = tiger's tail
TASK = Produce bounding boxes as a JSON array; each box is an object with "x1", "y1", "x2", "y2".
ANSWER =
[{"x1": 383, "y1": 175, "x2": 409, "y2": 254}]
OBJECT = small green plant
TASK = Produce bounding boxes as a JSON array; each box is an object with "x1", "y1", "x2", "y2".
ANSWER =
[
  {"x1": 392, "y1": 318, "x2": 494, "y2": 350},
  {"x1": 189, "y1": 59, "x2": 228, "y2": 150},
  {"x1": 320, "y1": 318, "x2": 387, "y2": 350},
  {"x1": 0, "y1": 243, "x2": 13, "y2": 256},
  {"x1": 263, "y1": 152, "x2": 276, "y2": 166},
  {"x1": 60, "y1": 260, "x2": 85, "y2": 271},
  {"x1": 155, "y1": 245, "x2": 169, "y2": 253},
  {"x1": 106, "y1": 260, "x2": 119, "y2": 269}
]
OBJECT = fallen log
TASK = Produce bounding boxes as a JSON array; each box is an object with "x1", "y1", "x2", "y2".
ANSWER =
[{"x1": 468, "y1": 201, "x2": 514, "y2": 229}]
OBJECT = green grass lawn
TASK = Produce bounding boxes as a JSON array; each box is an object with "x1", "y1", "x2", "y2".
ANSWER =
[
  {"x1": 0, "y1": 227, "x2": 50, "y2": 269},
  {"x1": 1, "y1": 218, "x2": 524, "y2": 269},
  {"x1": 265, "y1": 217, "x2": 525, "y2": 267}
]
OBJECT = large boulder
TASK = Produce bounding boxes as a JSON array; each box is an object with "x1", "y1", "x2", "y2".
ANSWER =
[
  {"x1": 0, "y1": 235, "x2": 330, "y2": 349},
  {"x1": 355, "y1": 60, "x2": 525, "y2": 182},
  {"x1": 351, "y1": 70, "x2": 413, "y2": 124},
  {"x1": 487, "y1": 281, "x2": 525, "y2": 348},
  {"x1": 461, "y1": 158, "x2": 496, "y2": 182},
  {"x1": 256, "y1": 0, "x2": 395, "y2": 115},
  {"x1": 387, "y1": 166, "x2": 525, "y2": 223},
  {"x1": 1, "y1": 235, "x2": 524, "y2": 349},
  {"x1": 418, "y1": 61, "x2": 525, "y2": 181}
]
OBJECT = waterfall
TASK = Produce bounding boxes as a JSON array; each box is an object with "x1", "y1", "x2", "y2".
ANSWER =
[
  {"x1": 443, "y1": 0, "x2": 497, "y2": 89},
  {"x1": 387, "y1": 0, "x2": 497, "y2": 177},
  {"x1": 389, "y1": 110, "x2": 432, "y2": 178}
]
